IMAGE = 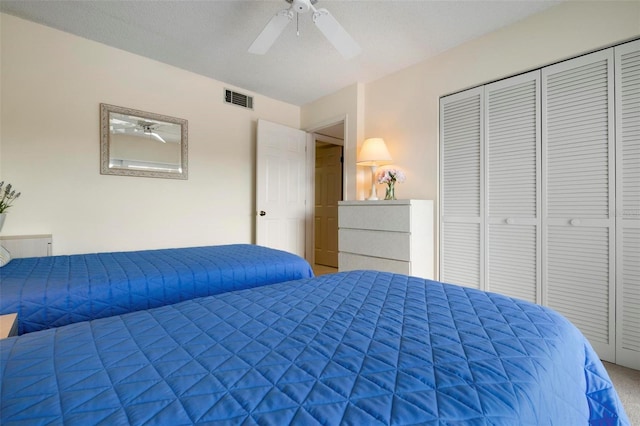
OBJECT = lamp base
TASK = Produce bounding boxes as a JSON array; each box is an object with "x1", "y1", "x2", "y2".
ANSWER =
[{"x1": 366, "y1": 165, "x2": 378, "y2": 200}]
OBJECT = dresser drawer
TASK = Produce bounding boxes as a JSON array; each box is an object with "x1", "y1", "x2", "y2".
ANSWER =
[
  {"x1": 339, "y1": 252, "x2": 411, "y2": 275},
  {"x1": 338, "y1": 205, "x2": 410, "y2": 232},
  {"x1": 339, "y1": 229, "x2": 410, "y2": 261}
]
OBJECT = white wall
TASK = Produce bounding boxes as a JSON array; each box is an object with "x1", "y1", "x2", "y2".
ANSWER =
[{"x1": 0, "y1": 14, "x2": 300, "y2": 255}]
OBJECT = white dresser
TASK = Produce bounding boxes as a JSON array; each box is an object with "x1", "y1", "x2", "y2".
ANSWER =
[{"x1": 338, "y1": 200, "x2": 433, "y2": 279}]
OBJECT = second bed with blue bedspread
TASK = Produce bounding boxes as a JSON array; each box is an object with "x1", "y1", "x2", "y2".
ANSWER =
[
  {"x1": 0, "y1": 270, "x2": 629, "y2": 424},
  {"x1": 0, "y1": 244, "x2": 313, "y2": 334}
]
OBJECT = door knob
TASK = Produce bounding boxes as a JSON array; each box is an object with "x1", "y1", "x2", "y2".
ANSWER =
[{"x1": 259, "y1": 211, "x2": 266, "y2": 216}]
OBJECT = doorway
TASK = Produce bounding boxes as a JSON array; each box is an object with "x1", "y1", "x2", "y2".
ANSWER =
[{"x1": 313, "y1": 122, "x2": 344, "y2": 272}]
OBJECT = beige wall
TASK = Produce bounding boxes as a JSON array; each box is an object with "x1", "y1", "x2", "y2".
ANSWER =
[
  {"x1": 367, "y1": 1, "x2": 639, "y2": 202},
  {"x1": 0, "y1": 14, "x2": 300, "y2": 255},
  {"x1": 298, "y1": 1, "x2": 639, "y2": 275},
  {"x1": 363, "y1": 1, "x2": 639, "y2": 277},
  {"x1": 302, "y1": 2, "x2": 640, "y2": 207},
  {"x1": 2, "y1": 2, "x2": 639, "y2": 258}
]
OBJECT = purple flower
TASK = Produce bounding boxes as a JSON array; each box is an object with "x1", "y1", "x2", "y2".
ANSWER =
[{"x1": 0, "y1": 181, "x2": 22, "y2": 213}]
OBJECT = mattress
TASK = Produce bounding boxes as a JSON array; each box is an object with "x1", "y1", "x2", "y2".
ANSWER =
[
  {"x1": 0, "y1": 271, "x2": 628, "y2": 425},
  {"x1": 0, "y1": 244, "x2": 313, "y2": 334}
]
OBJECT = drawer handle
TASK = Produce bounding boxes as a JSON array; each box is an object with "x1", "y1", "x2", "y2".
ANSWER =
[
  {"x1": 506, "y1": 218, "x2": 515, "y2": 225},
  {"x1": 570, "y1": 219, "x2": 581, "y2": 226}
]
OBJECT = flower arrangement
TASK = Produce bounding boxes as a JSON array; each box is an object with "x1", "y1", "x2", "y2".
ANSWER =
[
  {"x1": 0, "y1": 181, "x2": 21, "y2": 214},
  {"x1": 376, "y1": 167, "x2": 406, "y2": 200}
]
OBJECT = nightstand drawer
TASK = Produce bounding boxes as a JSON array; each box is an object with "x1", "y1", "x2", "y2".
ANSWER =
[
  {"x1": 339, "y1": 229, "x2": 410, "y2": 261},
  {"x1": 338, "y1": 205, "x2": 410, "y2": 232}
]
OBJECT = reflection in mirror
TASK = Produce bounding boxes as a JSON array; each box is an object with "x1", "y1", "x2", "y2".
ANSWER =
[{"x1": 100, "y1": 104, "x2": 188, "y2": 179}]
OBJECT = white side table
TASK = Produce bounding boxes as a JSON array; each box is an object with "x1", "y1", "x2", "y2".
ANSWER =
[{"x1": 0, "y1": 234, "x2": 52, "y2": 258}]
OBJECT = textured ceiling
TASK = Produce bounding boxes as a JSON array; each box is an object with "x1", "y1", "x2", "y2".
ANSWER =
[{"x1": 0, "y1": 0, "x2": 561, "y2": 106}]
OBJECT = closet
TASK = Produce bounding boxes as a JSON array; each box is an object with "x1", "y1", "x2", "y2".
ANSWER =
[{"x1": 439, "y1": 39, "x2": 639, "y2": 369}]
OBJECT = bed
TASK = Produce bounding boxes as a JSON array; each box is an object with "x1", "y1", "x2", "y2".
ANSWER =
[
  {"x1": 0, "y1": 244, "x2": 313, "y2": 334},
  {"x1": 0, "y1": 270, "x2": 629, "y2": 425}
]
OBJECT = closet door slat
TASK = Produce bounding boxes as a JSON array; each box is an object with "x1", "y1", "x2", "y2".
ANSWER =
[{"x1": 442, "y1": 222, "x2": 481, "y2": 287}]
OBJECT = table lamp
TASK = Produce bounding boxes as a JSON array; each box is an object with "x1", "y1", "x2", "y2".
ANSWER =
[{"x1": 357, "y1": 138, "x2": 392, "y2": 200}]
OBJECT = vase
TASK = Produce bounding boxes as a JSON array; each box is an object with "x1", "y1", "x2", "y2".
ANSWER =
[
  {"x1": 384, "y1": 182, "x2": 396, "y2": 200},
  {"x1": 0, "y1": 213, "x2": 5, "y2": 232}
]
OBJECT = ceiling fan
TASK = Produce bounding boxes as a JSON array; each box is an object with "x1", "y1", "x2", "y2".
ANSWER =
[
  {"x1": 111, "y1": 118, "x2": 167, "y2": 143},
  {"x1": 249, "y1": 0, "x2": 361, "y2": 59},
  {"x1": 137, "y1": 121, "x2": 167, "y2": 143}
]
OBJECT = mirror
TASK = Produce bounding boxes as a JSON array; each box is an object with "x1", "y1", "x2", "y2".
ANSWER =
[{"x1": 100, "y1": 104, "x2": 188, "y2": 179}]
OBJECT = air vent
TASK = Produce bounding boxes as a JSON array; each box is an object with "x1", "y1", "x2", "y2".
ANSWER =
[{"x1": 224, "y1": 89, "x2": 253, "y2": 110}]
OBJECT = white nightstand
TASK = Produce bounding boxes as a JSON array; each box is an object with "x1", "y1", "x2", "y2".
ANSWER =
[
  {"x1": 0, "y1": 313, "x2": 18, "y2": 339},
  {"x1": 0, "y1": 234, "x2": 52, "y2": 258}
]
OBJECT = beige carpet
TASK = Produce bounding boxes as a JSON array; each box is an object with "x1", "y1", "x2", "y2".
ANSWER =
[
  {"x1": 604, "y1": 362, "x2": 640, "y2": 424},
  {"x1": 312, "y1": 264, "x2": 338, "y2": 276}
]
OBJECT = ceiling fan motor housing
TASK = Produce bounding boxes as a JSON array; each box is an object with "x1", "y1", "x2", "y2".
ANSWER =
[{"x1": 288, "y1": 0, "x2": 317, "y2": 14}]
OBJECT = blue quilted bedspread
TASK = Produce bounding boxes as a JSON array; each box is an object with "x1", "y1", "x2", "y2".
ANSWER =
[
  {"x1": 0, "y1": 244, "x2": 313, "y2": 334},
  {"x1": 0, "y1": 271, "x2": 629, "y2": 425}
]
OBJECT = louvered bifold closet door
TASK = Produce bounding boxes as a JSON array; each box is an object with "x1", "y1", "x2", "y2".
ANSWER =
[
  {"x1": 542, "y1": 49, "x2": 615, "y2": 361},
  {"x1": 440, "y1": 87, "x2": 484, "y2": 289},
  {"x1": 485, "y1": 71, "x2": 541, "y2": 303},
  {"x1": 615, "y1": 39, "x2": 640, "y2": 370}
]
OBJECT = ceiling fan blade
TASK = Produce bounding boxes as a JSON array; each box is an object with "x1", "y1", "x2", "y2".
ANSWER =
[
  {"x1": 312, "y1": 8, "x2": 361, "y2": 59},
  {"x1": 110, "y1": 118, "x2": 135, "y2": 127},
  {"x1": 249, "y1": 9, "x2": 293, "y2": 55},
  {"x1": 151, "y1": 132, "x2": 167, "y2": 143}
]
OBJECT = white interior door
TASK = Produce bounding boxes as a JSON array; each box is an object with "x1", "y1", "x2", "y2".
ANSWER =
[{"x1": 256, "y1": 119, "x2": 308, "y2": 257}]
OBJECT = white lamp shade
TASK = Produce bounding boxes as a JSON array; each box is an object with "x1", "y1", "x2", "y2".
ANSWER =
[{"x1": 357, "y1": 138, "x2": 392, "y2": 166}]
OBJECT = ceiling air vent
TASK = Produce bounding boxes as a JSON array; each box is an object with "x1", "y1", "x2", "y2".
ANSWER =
[{"x1": 224, "y1": 89, "x2": 253, "y2": 110}]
